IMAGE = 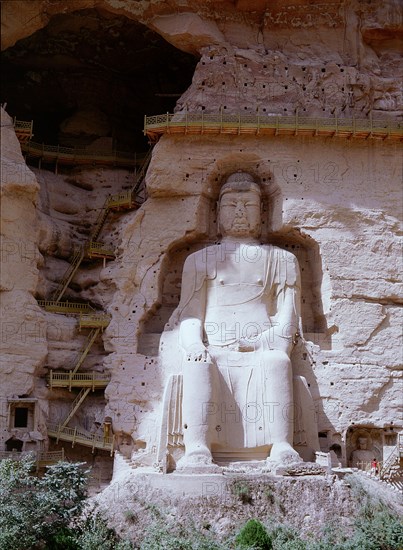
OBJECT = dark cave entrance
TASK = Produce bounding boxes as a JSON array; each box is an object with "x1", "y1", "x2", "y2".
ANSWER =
[
  {"x1": 5, "y1": 437, "x2": 24, "y2": 452},
  {"x1": 1, "y1": 8, "x2": 198, "y2": 153}
]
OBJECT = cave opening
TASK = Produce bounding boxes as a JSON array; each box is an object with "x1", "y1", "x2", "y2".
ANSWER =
[{"x1": 1, "y1": 8, "x2": 198, "y2": 154}]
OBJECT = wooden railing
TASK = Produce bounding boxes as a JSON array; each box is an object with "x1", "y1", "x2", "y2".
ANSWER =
[
  {"x1": 85, "y1": 241, "x2": 115, "y2": 259},
  {"x1": 107, "y1": 190, "x2": 138, "y2": 210},
  {"x1": 48, "y1": 370, "x2": 111, "y2": 390},
  {"x1": 379, "y1": 434, "x2": 403, "y2": 479},
  {"x1": 107, "y1": 145, "x2": 152, "y2": 208},
  {"x1": 36, "y1": 449, "x2": 65, "y2": 469},
  {"x1": 20, "y1": 140, "x2": 144, "y2": 168},
  {"x1": 356, "y1": 460, "x2": 383, "y2": 474},
  {"x1": 48, "y1": 423, "x2": 115, "y2": 455},
  {"x1": 0, "y1": 449, "x2": 65, "y2": 469},
  {"x1": 37, "y1": 300, "x2": 93, "y2": 314},
  {"x1": 144, "y1": 112, "x2": 403, "y2": 142},
  {"x1": 78, "y1": 312, "x2": 111, "y2": 330},
  {"x1": 13, "y1": 118, "x2": 34, "y2": 141}
]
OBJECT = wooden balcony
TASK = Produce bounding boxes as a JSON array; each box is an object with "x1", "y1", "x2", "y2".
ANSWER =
[
  {"x1": 47, "y1": 423, "x2": 114, "y2": 455},
  {"x1": 37, "y1": 300, "x2": 92, "y2": 315},
  {"x1": 144, "y1": 112, "x2": 403, "y2": 143},
  {"x1": 47, "y1": 370, "x2": 110, "y2": 391},
  {"x1": 13, "y1": 118, "x2": 33, "y2": 142}
]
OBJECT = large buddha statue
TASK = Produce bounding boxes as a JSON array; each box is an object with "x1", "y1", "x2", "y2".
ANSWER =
[{"x1": 172, "y1": 171, "x2": 307, "y2": 469}]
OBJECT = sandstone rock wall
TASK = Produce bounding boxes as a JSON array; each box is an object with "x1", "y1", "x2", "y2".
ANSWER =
[
  {"x1": 1, "y1": 0, "x2": 401, "y2": 470},
  {"x1": 93, "y1": 470, "x2": 402, "y2": 545},
  {"x1": 104, "y1": 131, "x2": 401, "y2": 466},
  {"x1": 0, "y1": 109, "x2": 48, "y2": 451}
]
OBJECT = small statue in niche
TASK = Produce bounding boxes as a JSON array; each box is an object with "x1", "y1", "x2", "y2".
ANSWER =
[
  {"x1": 176, "y1": 171, "x2": 312, "y2": 469},
  {"x1": 350, "y1": 436, "x2": 379, "y2": 468}
]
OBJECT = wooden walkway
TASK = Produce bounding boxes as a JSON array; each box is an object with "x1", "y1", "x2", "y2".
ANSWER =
[
  {"x1": 144, "y1": 112, "x2": 403, "y2": 142},
  {"x1": 13, "y1": 119, "x2": 144, "y2": 168},
  {"x1": 48, "y1": 423, "x2": 114, "y2": 454},
  {"x1": 11, "y1": 120, "x2": 151, "y2": 457},
  {"x1": 13, "y1": 118, "x2": 33, "y2": 142},
  {"x1": 0, "y1": 449, "x2": 65, "y2": 470},
  {"x1": 47, "y1": 371, "x2": 110, "y2": 391},
  {"x1": 37, "y1": 300, "x2": 92, "y2": 315},
  {"x1": 21, "y1": 140, "x2": 145, "y2": 168}
]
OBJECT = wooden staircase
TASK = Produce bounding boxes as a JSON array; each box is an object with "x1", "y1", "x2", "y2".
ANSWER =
[
  {"x1": 11, "y1": 117, "x2": 153, "y2": 457},
  {"x1": 39, "y1": 151, "x2": 153, "y2": 455},
  {"x1": 379, "y1": 434, "x2": 403, "y2": 490},
  {"x1": 48, "y1": 146, "x2": 152, "y2": 304},
  {"x1": 60, "y1": 388, "x2": 91, "y2": 429},
  {"x1": 46, "y1": 315, "x2": 112, "y2": 453},
  {"x1": 46, "y1": 315, "x2": 112, "y2": 452},
  {"x1": 47, "y1": 424, "x2": 114, "y2": 454},
  {"x1": 40, "y1": 149, "x2": 153, "y2": 454},
  {"x1": 52, "y1": 248, "x2": 85, "y2": 302},
  {"x1": 91, "y1": 196, "x2": 113, "y2": 241},
  {"x1": 69, "y1": 328, "x2": 102, "y2": 374}
]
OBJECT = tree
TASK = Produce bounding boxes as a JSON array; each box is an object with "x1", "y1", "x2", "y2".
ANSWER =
[{"x1": 0, "y1": 454, "x2": 89, "y2": 550}]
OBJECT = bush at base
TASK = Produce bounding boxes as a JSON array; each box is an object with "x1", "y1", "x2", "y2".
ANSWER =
[{"x1": 235, "y1": 519, "x2": 272, "y2": 550}]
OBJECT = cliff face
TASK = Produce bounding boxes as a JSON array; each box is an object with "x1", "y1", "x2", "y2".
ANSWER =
[
  {"x1": 0, "y1": 109, "x2": 47, "y2": 450},
  {"x1": 0, "y1": 0, "x2": 402, "y2": 472},
  {"x1": 1, "y1": 1, "x2": 401, "y2": 148}
]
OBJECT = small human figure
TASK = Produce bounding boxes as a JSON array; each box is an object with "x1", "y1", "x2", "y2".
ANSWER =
[{"x1": 371, "y1": 457, "x2": 378, "y2": 476}]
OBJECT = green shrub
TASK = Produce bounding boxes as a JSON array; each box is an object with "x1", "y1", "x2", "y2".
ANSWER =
[
  {"x1": 0, "y1": 456, "x2": 89, "y2": 550},
  {"x1": 304, "y1": 503, "x2": 403, "y2": 550},
  {"x1": 77, "y1": 513, "x2": 133, "y2": 549},
  {"x1": 235, "y1": 519, "x2": 272, "y2": 549},
  {"x1": 0, "y1": 456, "x2": 133, "y2": 550},
  {"x1": 264, "y1": 487, "x2": 275, "y2": 505},
  {"x1": 44, "y1": 528, "x2": 79, "y2": 549},
  {"x1": 124, "y1": 509, "x2": 137, "y2": 523},
  {"x1": 231, "y1": 481, "x2": 253, "y2": 504},
  {"x1": 349, "y1": 505, "x2": 403, "y2": 550},
  {"x1": 140, "y1": 522, "x2": 226, "y2": 550},
  {"x1": 270, "y1": 524, "x2": 307, "y2": 550}
]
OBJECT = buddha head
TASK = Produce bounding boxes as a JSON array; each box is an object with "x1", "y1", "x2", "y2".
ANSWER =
[
  {"x1": 218, "y1": 172, "x2": 262, "y2": 239},
  {"x1": 357, "y1": 437, "x2": 368, "y2": 450}
]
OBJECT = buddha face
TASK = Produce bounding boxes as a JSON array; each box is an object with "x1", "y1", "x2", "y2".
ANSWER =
[
  {"x1": 218, "y1": 188, "x2": 262, "y2": 238},
  {"x1": 358, "y1": 437, "x2": 368, "y2": 450}
]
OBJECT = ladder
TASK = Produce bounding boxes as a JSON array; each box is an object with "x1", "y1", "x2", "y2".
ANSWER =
[
  {"x1": 131, "y1": 145, "x2": 153, "y2": 202},
  {"x1": 69, "y1": 328, "x2": 101, "y2": 374},
  {"x1": 53, "y1": 247, "x2": 85, "y2": 302},
  {"x1": 91, "y1": 196, "x2": 112, "y2": 242},
  {"x1": 107, "y1": 145, "x2": 153, "y2": 210},
  {"x1": 49, "y1": 146, "x2": 153, "y2": 302},
  {"x1": 380, "y1": 434, "x2": 403, "y2": 480},
  {"x1": 60, "y1": 387, "x2": 91, "y2": 430}
]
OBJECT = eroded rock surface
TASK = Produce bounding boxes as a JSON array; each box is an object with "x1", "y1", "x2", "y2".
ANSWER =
[{"x1": 0, "y1": 0, "x2": 402, "y2": 477}]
